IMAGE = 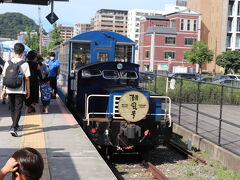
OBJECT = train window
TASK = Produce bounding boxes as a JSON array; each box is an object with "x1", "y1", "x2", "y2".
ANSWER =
[
  {"x1": 102, "y1": 70, "x2": 119, "y2": 79},
  {"x1": 97, "y1": 52, "x2": 109, "y2": 62},
  {"x1": 120, "y1": 71, "x2": 138, "y2": 79},
  {"x1": 82, "y1": 69, "x2": 102, "y2": 78},
  {"x1": 115, "y1": 45, "x2": 132, "y2": 62}
]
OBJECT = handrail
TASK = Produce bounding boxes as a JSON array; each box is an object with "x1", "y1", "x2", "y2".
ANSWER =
[
  {"x1": 86, "y1": 94, "x2": 172, "y2": 127},
  {"x1": 86, "y1": 94, "x2": 110, "y2": 125},
  {"x1": 150, "y1": 96, "x2": 172, "y2": 127}
]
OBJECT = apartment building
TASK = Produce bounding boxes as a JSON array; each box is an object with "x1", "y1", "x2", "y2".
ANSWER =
[
  {"x1": 176, "y1": 0, "x2": 187, "y2": 7},
  {"x1": 187, "y1": 0, "x2": 236, "y2": 74},
  {"x1": 41, "y1": 34, "x2": 50, "y2": 47},
  {"x1": 127, "y1": 9, "x2": 163, "y2": 44},
  {"x1": 138, "y1": 9, "x2": 200, "y2": 72},
  {"x1": 57, "y1": 24, "x2": 74, "y2": 42},
  {"x1": 74, "y1": 23, "x2": 91, "y2": 36},
  {"x1": 92, "y1": 9, "x2": 128, "y2": 36}
]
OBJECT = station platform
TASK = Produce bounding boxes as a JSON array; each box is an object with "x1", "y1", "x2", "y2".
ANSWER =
[{"x1": 0, "y1": 96, "x2": 117, "y2": 180}]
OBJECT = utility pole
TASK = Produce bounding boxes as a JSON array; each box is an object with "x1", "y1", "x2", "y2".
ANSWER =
[{"x1": 38, "y1": 6, "x2": 43, "y2": 54}]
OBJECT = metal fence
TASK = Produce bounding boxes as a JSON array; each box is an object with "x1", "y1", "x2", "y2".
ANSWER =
[{"x1": 140, "y1": 73, "x2": 240, "y2": 156}]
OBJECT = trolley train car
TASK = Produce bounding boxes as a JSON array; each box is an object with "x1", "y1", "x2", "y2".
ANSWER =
[{"x1": 56, "y1": 30, "x2": 172, "y2": 153}]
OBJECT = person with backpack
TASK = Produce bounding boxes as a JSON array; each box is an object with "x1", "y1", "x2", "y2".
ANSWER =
[{"x1": 1, "y1": 43, "x2": 30, "y2": 137}]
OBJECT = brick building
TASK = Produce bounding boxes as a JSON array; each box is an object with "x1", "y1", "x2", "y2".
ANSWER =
[{"x1": 138, "y1": 9, "x2": 201, "y2": 72}]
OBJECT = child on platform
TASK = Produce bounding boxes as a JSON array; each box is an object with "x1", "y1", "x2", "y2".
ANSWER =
[{"x1": 40, "y1": 77, "x2": 53, "y2": 113}]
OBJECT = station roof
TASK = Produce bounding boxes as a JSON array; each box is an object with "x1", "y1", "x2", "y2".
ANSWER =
[
  {"x1": 0, "y1": 0, "x2": 68, "y2": 5},
  {"x1": 70, "y1": 30, "x2": 135, "y2": 44}
]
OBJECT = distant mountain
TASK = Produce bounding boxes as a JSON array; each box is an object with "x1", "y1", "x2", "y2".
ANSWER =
[{"x1": 0, "y1": 12, "x2": 39, "y2": 39}]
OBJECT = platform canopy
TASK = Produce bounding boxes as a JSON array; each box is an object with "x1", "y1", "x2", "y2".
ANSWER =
[{"x1": 0, "y1": 0, "x2": 68, "y2": 5}]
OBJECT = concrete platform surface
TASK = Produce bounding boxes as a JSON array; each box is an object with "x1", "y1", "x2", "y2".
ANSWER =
[{"x1": 0, "y1": 96, "x2": 117, "y2": 180}]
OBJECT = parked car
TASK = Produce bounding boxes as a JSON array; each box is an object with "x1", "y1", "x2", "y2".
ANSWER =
[
  {"x1": 213, "y1": 79, "x2": 240, "y2": 87},
  {"x1": 214, "y1": 75, "x2": 232, "y2": 81},
  {"x1": 139, "y1": 71, "x2": 155, "y2": 83},
  {"x1": 196, "y1": 77, "x2": 214, "y2": 82},
  {"x1": 170, "y1": 73, "x2": 200, "y2": 80},
  {"x1": 226, "y1": 74, "x2": 240, "y2": 81}
]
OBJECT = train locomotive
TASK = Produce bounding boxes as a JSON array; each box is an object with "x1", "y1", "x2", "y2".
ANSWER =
[{"x1": 56, "y1": 30, "x2": 172, "y2": 152}]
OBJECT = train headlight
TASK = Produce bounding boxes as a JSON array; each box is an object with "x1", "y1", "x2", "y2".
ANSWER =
[
  {"x1": 117, "y1": 63, "x2": 123, "y2": 70},
  {"x1": 118, "y1": 91, "x2": 149, "y2": 122}
]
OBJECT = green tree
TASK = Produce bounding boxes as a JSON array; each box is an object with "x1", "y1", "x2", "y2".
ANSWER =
[
  {"x1": 25, "y1": 27, "x2": 39, "y2": 51},
  {"x1": 216, "y1": 50, "x2": 240, "y2": 74},
  {"x1": 184, "y1": 41, "x2": 214, "y2": 73},
  {"x1": 47, "y1": 23, "x2": 63, "y2": 52},
  {"x1": 0, "y1": 12, "x2": 39, "y2": 39}
]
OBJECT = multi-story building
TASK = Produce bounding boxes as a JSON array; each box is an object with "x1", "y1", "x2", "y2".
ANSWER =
[
  {"x1": 187, "y1": 0, "x2": 235, "y2": 74},
  {"x1": 57, "y1": 24, "x2": 74, "y2": 42},
  {"x1": 17, "y1": 31, "x2": 38, "y2": 43},
  {"x1": 138, "y1": 9, "x2": 201, "y2": 72},
  {"x1": 127, "y1": 9, "x2": 163, "y2": 44},
  {"x1": 92, "y1": 9, "x2": 128, "y2": 36},
  {"x1": 176, "y1": 0, "x2": 187, "y2": 7},
  {"x1": 74, "y1": 23, "x2": 91, "y2": 36},
  {"x1": 41, "y1": 34, "x2": 50, "y2": 47}
]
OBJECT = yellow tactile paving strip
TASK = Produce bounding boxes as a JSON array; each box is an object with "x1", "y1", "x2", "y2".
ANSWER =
[{"x1": 20, "y1": 105, "x2": 50, "y2": 180}]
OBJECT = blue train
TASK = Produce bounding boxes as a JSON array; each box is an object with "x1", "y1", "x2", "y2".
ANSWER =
[{"x1": 56, "y1": 30, "x2": 172, "y2": 153}]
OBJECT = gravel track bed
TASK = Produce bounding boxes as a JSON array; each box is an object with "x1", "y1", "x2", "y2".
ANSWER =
[{"x1": 111, "y1": 145, "x2": 240, "y2": 180}]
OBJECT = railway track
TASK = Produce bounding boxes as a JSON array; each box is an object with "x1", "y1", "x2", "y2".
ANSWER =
[
  {"x1": 168, "y1": 140, "x2": 207, "y2": 165},
  {"x1": 109, "y1": 151, "x2": 171, "y2": 180},
  {"x1": 109, "y1": 140, "x2": 208, "y2": 180}
]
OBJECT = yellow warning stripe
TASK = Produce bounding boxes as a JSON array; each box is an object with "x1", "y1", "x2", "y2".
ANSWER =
[{"x1": 20, "y1": 105, "x2": 50, "y2": 180}]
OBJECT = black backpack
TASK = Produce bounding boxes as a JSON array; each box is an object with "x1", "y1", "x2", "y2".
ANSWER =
[{"x1": 3, "y1": 60, "x2": 25, "y2": 88}]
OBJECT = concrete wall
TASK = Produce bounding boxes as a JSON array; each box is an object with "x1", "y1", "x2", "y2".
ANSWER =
[{"x1": 173, "y1": 123, "x2": 240, "y2": 172}]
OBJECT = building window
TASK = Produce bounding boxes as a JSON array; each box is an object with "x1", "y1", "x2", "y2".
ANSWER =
[
  {"x1": 181, "y1": 19, "x2": 184, "y2": 30},
  {"x1": 156, "y1": 24, "x2": 167, "y2": 27},
  {"x1": 145, "y1": 50, "x2": 150, "y2": 58},
  {"x1": 170, "y1": 20, "x2": 176, "y2": 28},
  {"x1": 187, "y1": 20, "x2": 191, "y2": 31},
  {"x1": 164, "y1": 52, "x2": 175, "y2": 59},
  {"x1": 165, "y1": 37, "x2": 176, "y2": 45},
  {"x1": 185, "y1": 38, "x2": 197, "y2": 45},
  {"x1": 193, "y1": 20, "x2": 197, "y2": 31}
]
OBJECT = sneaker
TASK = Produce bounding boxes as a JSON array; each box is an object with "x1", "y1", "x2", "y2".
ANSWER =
[
  {"x1": 10, "y1": 128, "x2": 18, "y2": 137},
  {"x1": 16, "y1": 126, "x2": 22, "y2": 131}
]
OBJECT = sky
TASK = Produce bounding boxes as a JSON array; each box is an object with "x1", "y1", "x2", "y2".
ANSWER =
[{"x1": 0, "y1": 0, "x2": 176, "y2": 32}]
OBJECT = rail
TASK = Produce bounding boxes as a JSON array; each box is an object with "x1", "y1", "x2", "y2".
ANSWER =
[{"x1": 85, "y1": 94, "x2": 172, "y2": 126}]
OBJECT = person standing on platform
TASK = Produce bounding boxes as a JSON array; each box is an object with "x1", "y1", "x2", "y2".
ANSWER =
[
  {"x1": 25, "y1": 51, "x2": 42, "y2": 113},
  {"x1": 1, "y1": 43, "x2": 30, "y2": 137},
  {"x1": 45, "y1": 52, "x2": 60, "y2": 99},
  {"x1": 40, "y1": 77, "x2": 53, "y2": 114},
  {"x1": 0, "y1": 57, "x2": 6, "y2": 104},
  {"x1": 37, "y1": 55, "x2": 49, "y2": 82}
]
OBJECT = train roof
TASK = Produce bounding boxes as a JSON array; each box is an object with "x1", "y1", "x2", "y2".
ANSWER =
[{"x1": 70, "y1": 30, "x2": 135, "y2": 45}]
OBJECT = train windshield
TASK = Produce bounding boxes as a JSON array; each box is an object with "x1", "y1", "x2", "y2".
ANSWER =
[
  {"x1": 82, "y1": 69, "x2": 102, "y2": 78},
  {"x1": 102, "y1": 70, "x2": 119, "y2": 79},
  {"x1": 120, "y1": 71, "x2": 138, "y2": 79}
]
